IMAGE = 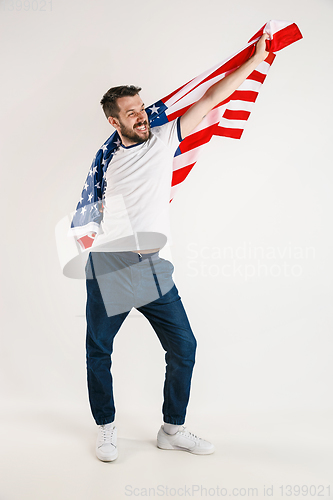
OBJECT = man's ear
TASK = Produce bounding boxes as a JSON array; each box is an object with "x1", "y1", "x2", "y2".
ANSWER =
[{"x1": 108, "y1": 115, "x2": 119, "y2": 129}]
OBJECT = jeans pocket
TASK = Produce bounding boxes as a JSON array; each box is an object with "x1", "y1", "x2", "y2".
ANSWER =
[
  {"x1": 85, "y1": 253, "x2": 94, "y2": 279},
  {"x1": 153, "y1": 258, "x2": 175, "y2": 296}
]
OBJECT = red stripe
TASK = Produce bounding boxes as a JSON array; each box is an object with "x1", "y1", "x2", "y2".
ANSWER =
[
  {"x1": 223, "y1": 109, "x2": 250, "y2": 120},
  {"x1": 265, "y1": 52, "x2": 275, "y2": 65},
  {"x1": 212, "y1": 89, "x2": 258, "y2": 109},
  {"x1": 268, "y1": 23, "x2": 302, "y2": 52},
  {"x1": 248, "y1": 70, "x2": 266, "y2": 84},
  {"x1": 230, "y1": 90, "x2": 258, "y2": 102},
  {"x1": 179, "y1": 124, "x2": 217, "y2": 154},
  {"x1": 214, "y1": 127, "x2": 244, "y2": 139},
  {"x1": 171, "y1": 163, "x2": 196, "y2": 187}
]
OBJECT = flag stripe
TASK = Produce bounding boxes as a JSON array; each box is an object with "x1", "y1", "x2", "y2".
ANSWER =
[
  {"x1": 226, "y1": 100, "x2": 255, "y2": 112},
  {"x1": 237, "y1": 79, "x2": 263, "y2": 92},
  {"x1": 249, "y1": 70, "x2": 267, "y2": 84},
  {"x1": 172, "y1": 145, "x2": 203, "y2": 171},
  {"x1": 172, "y1": 163, "x2": 196, "y2": 186},
  {"x1": 179, "y1": 124, "x2": 218, "y2": 154},
  {"x1": 214, "y1": 127, "x2": 244, "y2": 139},
  {"x1": 223, "y1": 109, "x2": 251, "y2": 120},
  {"x1": 218, "y1": 117, "x2": 252, "y2": 129},
  {"x1": 230, "y1": 90, "x2": 259, "y2": 103}
]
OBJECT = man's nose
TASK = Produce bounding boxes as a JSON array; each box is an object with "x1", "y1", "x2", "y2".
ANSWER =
[{"x1": 137, "y1": 110, "x2": 146, "y2": 121}]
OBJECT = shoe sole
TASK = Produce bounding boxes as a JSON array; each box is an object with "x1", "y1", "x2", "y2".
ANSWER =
[
  {"x1": 157, "y1": 442, "x2": 215, "y2": 455},
  {"x1": 96, "y1": 449, "x2": 118, "y2": 462}
]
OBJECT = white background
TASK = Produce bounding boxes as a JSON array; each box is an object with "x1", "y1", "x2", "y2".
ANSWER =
[{"x1": 1, "y1": 0, "x2": 332, "y2": 499}]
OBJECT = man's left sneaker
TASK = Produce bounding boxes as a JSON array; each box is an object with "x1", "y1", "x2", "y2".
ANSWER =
[
  {"x1": 157, "y1": 425, "x2": 215, "y2": 455},
  {"x1": 96, "y1": 423, "x2": 118, "y2": 462}
]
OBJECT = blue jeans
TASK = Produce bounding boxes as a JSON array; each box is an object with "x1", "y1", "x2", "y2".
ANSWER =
[{"x1": 85, "y1": 250, "x2": 197, "y2": 426}]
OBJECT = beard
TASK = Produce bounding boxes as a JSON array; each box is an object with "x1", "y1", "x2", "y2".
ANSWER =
[{"x1": 118, "y1": 119, "x2": 152, "y2": 145}]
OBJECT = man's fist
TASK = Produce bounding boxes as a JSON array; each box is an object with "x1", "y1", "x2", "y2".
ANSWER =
[{"x1": 254, "y1": 33, "x2": 270, "y2": 62}]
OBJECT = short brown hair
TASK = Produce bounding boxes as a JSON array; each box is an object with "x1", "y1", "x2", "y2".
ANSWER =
[{"x1": 100, "y1": 85, "x2": 142, "y2": 119}]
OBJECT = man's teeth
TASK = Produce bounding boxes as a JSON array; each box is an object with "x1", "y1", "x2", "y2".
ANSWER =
[{"x1": 136, "y1": 125, "x2": 147, "y2": 131}]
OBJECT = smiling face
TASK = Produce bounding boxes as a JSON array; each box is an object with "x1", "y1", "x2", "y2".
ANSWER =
[{"x1": 108, "y1": 94, "x2": 151, "y2": 147}]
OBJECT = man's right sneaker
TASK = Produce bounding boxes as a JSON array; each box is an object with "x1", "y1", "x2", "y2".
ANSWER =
[
  {"x1": 96, "y1": 423, "x2": 118, "y2": 462},
  {"x1": 157, "y1": 425, "x2": 215, "y2": 455}
]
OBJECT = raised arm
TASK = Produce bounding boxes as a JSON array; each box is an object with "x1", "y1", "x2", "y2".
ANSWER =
[{"x1": 180, "y1": 34, "x2": 270, "y2": 139}]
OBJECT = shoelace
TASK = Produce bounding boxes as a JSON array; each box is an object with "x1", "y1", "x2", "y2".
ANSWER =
[
  {"x1": 100, "y1": 425, "x2": 115, "y2": 444},
  {"x1": 179, "y1": 427, "x2": 200, "y2": 441}
]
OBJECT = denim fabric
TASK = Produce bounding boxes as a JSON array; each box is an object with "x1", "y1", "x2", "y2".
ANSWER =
[
  {"x1": 85, "y1": 250, "x2": 175, "y2": 316},
  {"x1": 85, "y1": 251, "x2": 197, "y2": 426}
]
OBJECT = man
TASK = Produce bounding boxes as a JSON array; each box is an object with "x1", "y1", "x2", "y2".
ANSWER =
[{"x1": 85, "y1": 34, "x2": 269, "y2": 462}]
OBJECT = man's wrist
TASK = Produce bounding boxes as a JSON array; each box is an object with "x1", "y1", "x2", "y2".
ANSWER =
[{"x1": 251, "y1": 51, "x2": 268, "y2": 65}]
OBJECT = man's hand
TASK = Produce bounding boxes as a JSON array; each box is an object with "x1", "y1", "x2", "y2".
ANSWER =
[
  {"x1": 180, "y1": 33, "x2": 271, "y2": 140},
  {"x1": 254, "y1": 33, "x2": 270, "y2": 63}
]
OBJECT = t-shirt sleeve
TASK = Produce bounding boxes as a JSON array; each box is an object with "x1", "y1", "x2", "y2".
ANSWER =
[{"x1": 151, "y1": 117, "x2": 183, "y2": 154}]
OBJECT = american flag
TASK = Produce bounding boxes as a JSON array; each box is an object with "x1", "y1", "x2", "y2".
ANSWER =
[{"x1": 70, "y1": 20, "x2": 302, "y2": 250}]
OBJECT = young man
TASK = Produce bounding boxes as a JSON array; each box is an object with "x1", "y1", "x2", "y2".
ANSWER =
[{"x1": 86, "y1": 34, "x2": 269, "y2": 462}]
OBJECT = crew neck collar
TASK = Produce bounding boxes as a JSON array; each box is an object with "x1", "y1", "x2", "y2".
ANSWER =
[
  {"x1": 120, "y1": 142, "x2": 141, "y2": 149},
  {"x1": 120, "y1": 138, "x2": 151, "y2": 149}
]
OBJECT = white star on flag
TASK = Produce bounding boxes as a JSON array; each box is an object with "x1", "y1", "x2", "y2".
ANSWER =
[
  {"x1": 88, "y1": 193, "x2": 93, "y2": 202},
  {"x1": 81, "y1": 206, "x2": 86, "y2": 215},
  {"x1": 149, "y1": 104, "x2": 160, "y2": 114},
  {"x1": 115, "y1": 139, "x2": 121, "y2": 147},
  {"x1": 92, "y1": 166, "x2": 98, "y2": 175},
  {"x1": 83, "y1": 182, "x2": 88, "y2": 191},
  {"x1": 101, "y1": 144, "x2": 108, "y2": 152},
  {"x1": 95, "y1": 182, "x2": 100, "y2": 189},
  {"x1": 88, "y1": 168, "x2": 93, "y2": 177}
]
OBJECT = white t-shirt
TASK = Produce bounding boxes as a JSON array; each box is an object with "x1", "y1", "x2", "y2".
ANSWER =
[{"x1": 91, "y1": 117, "x2": 182, "y2": 252}]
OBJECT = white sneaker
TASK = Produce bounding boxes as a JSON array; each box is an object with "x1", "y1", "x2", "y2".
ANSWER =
[
  {"x1": 157, "y1": 425, "x2": 215, "y2": 455},
  {"x1": 96, "y1": 423, "x2": 118, "y2": 462}
]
